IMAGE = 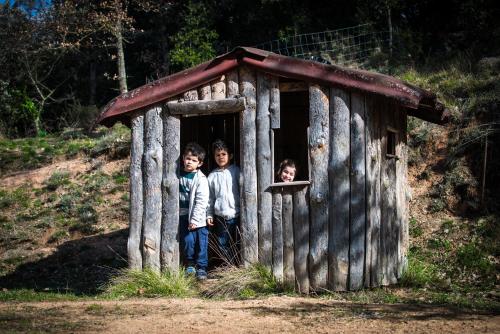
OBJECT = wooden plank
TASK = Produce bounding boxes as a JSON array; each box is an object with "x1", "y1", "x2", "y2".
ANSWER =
[
  {"x1": 282, "y1": 188, "x2": 295, "y2": 286},
  {"x1": 183, "y1": 90, "x2": 198, "y2": 101},
  {"x1": 257, "y1": 73, "x2": 273, "y2": 268},
  {"x1": 239, "y1": 66, "x2": 258, "y2": 266},
  {"x1": 380, "y1": 101, "x2": 398, "y2": 285},
  {"x1": 366, "y1": 96, "x2": 382, "y2": 287},
  {"x1": 160, "y1": 102, "x2": 180, "y2": 272},
  {"x1": 270, "y1": 77, "x2": 280, "y2": 129},
  {"x1": 166, "y1": 98, "x2": 245, "y2": 116},
  {"x1": 349, "y1": 92, "x2": 367, "y2": 290},
  {"x1": 293, "y1": 185, "x2": 310, "y2": 294},
  {"x1": 328, "y1": 88, "x2": 350, "y2": 291},
  {"x1": 211, "y1": 75, "x2": 226, "y2": 100},
  {"x1": 308, "y1": 84, "x2": 329, "y2": 290},
  {"x1": 398, "y1": 109, "x2": 409, "y2": 278},
  {"x1": 395, "y1": 106, "x2": 408, "y2": 279},
  {"x1": 279, "y1": 81, "x2": 308, "y2": 92},
  {"x1": 142, "y1": 105, "x2": 163, "y2": 272},
  {"x1": 226, "y1": 70, "x2": 239, "y2": 97},
  {"x1": 199, "y1": 84, "x2": 211, "y2": 100},
  {"x1": 128, "y1": 113, "x2": 144, "y2": 270},
  {"x1": 272, "y1": 190, "x2": 283, "y2": 282}
]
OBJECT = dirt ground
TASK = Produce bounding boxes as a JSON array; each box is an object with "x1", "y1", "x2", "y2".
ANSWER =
[{"x1": 1, "y1": 297, "x2": 499, "y2": 334}]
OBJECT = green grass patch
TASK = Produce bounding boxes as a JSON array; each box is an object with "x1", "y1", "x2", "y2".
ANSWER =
[
  {"x1": 0, "y1": 289, "x2": 83, "y2": 302},
  {"x1": 45, "y1": 171, "x2": 71, "y2": 191},
  {"x1": 103, "y1": 268, "x2": 196, "y2": 299},
  {"x1": 400, "y1": 254, "x2": 439, "y2": 288}
]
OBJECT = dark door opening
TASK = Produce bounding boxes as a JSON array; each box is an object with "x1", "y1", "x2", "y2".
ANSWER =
[{"x1": 180, "y1": 113, "x2": 240, "y2": 175}]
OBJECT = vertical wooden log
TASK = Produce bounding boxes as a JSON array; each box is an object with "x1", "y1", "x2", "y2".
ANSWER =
[
  {"x1": 199, "y1": 84, "x2": 211, "y2": 100},
  {"x1": 257, "y1": 73, "x2": 273, "y2": 267},
  {"x1": 308, "y1": 84, "x2": 329, "y2": 290},
  {"x1": 293, "y1": 186, "x2": 310, "y2": 294},
  {"x1": 226, "y1": 70, "x2": 239, "y2": 98},
  {"x1": 239, "y1": 66, "x2": 258, "y2": 266},
  {"x1": 142, "y1": 105, "x2": 163, "y2": 272},
  {"x1": 128, "y1": 113, "x2": 144, "y2": 270},
  {"x1": 183, "y1": 90, "x2": 198, "y2": 101},
  {"x1": 395, "y1": 106, "x2": 408, "y2": 278},
  {"x1": 380, "y1": 101, "x2": 398, "y2": 285},
  {"x1": 366, "y1": 96, "x2": 382, "y2": 287},
  {"x1": 161, "y1": 102, "x2": 180, "y2": 272},
  {"x1": 270, "y1": 77, "x2": 280, "y2": 129},
  {"x1": 349, "y1": 92, "x2": 366, "y2": 290},
  {"x1": 211, "y1": 75, "x2": 226, "y2": 100},
  {"x1": 328, "y1": 88, "x2": 350, "y2": 291},
  {"x1": 398, "y1": 109, "x2": 409, "y2": 277},
  {"x1": 272, "y1": 190, "x2": 283, "y2": 281},
  {"x1": 282, "y1": 188, "x2": 295, "y2": 286}
]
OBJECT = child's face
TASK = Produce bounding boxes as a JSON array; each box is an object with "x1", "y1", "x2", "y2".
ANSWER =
[
  {"x1": 214, "y1": 148, "x2": 232, "y2": 169},
  {"x1": 183, "y1": 152, "x2": 202, "y2": 172},
  {"x1": 280, "y1": 166, "x2": 296, "y2": 182}
]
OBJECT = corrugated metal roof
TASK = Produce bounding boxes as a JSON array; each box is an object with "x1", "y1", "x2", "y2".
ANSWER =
[{"x1": 97, "y1": 47, "x2": 449, "y2": 126}]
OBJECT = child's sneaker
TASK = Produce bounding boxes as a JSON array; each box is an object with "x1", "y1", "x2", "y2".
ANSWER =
[
  {"x1": 186, "y1": 266, "x2": 196, "y2": 276},
  {"x1": 196, "y1": 268, "x2": 207, "y2": 281}
]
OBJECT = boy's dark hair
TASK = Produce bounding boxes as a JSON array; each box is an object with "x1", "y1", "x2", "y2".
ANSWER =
[
  {"x1": 212, "y1": 139, "x2": 232, "y2": 154},
  {"x1": 183, "y1": 142, "x2": 206, "y2": 162}
]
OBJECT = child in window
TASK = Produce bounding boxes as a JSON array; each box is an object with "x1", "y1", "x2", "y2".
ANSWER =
[
  {"x1": 206, "y1": 139, "x2": 240, "y2": 266},
  {"x1": 179, "y1": 142, "x2": 210, "y2": 280},
  {"x1": 276, "y1": 159, "x2": 297, "y2": 182}
]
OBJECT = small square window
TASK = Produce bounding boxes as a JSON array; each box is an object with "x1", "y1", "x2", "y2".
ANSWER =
[{"x1": 386, "y1": 127, "x2": 398, "y2": 159}]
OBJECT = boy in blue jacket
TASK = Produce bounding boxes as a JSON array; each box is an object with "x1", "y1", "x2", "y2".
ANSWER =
[{"x1": 179, "y1": 142, "x2": 210, "y2": 280}]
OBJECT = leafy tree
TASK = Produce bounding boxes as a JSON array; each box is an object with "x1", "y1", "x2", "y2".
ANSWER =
[{"x1": 169, "y1": 1, "x2": 218, "y2": 71}]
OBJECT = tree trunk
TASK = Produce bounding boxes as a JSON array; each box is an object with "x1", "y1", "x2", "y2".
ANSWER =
[
  {"x1": 89, "y1": 61, "x2": 96, "y2": 105},
  {"x1": 116, "y1": 19, "x2": 128, "y2": 94}
]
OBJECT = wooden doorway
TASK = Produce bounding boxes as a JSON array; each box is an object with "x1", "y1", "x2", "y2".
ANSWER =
[{"x1": 180, "y1": 113, "x2": 240, "y2": 175}]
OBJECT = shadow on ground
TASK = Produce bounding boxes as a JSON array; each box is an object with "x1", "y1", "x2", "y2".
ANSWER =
[{"x1": 0, "y1": 229, "x2": 128, "y2": 295}]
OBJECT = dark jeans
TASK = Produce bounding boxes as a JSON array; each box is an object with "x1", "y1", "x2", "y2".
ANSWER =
[
  {"x1": 215, "y1": 216, "x2": 239, "y2": 265},
  {"x1": 179, "y1": 215, "x2": 208, "y2": 270}
]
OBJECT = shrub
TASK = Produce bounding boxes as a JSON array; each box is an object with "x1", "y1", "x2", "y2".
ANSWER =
[
  {"x1": 45, "y1": 171, "x2": 70, "y2": 191},
  {"x1": 400, "y1": 255, "x2": 439, "y2": 288},
  {"x1": 104, "y1": 268, "x2": 196, "y2": 298},
  {"x1": 201, "y1": 263, "x2": 282, "y2": 299},
  {"x1": 456, "y1": 242, "x2": 494, "y2": 274}
]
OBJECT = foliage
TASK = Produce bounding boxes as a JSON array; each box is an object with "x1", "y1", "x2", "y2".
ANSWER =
[
  {"x1": 103, "y1": 268, "x2": 196, "y2": 298},
  {"x1": 169, "y1": 1, "x2": 218, "y2": 71},
  {"x1": 400, "y1": 252, "x2": 439, "y2": 288}
]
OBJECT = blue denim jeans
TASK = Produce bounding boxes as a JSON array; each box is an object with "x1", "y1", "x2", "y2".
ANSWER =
[
  {"x1": 215, "y1": 216, "x2": 239, "y2": 265},
  {"x1": 179, "y1": 216, "x2": 208, "y2": 270}
]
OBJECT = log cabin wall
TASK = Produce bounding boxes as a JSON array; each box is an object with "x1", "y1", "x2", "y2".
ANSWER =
[{"x1": 128, "y1": 67, "x2": 409, "y2": 292}]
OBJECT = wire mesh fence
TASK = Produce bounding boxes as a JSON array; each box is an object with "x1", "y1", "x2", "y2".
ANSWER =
[{"x1": 254, "y1": 23, "x2": 393, "y2": 70}]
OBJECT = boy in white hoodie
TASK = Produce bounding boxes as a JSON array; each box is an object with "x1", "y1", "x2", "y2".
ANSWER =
[
  {"x1": 179, "y1": 142, "x2": 209, "y2": 280},
  {"x1": 206, "y1": 139, "x2": 240, "y2": 265}
]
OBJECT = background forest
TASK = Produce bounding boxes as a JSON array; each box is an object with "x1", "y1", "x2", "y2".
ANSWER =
[
  {"x1": 0, "y1": 0, "x2": 498, "y2": 137},
  {"x1": 0, "y1": 0, "x2": 499, "y2": 311}
]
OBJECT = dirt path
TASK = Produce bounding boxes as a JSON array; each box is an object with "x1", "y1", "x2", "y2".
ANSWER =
[{"x1": 1, "y1": 297, "x2": 498, "y2": 333}]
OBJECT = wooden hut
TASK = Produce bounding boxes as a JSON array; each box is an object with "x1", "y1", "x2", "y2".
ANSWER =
[{"x1": 98, "y1": 47, "x2": 449, "y2": 292}]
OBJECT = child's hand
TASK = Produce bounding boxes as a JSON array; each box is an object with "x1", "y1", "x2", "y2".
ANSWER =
[
  {"x1": 188, "y1": 223, "x2": 197, "y2": 230},
  {"x1": 207, "y1": 218, "x2": 214, "y2": 227}
]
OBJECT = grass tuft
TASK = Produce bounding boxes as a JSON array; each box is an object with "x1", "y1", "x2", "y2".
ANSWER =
[
  {"x1": 201, "y1": 263, "x2": 283, "y2": 299},
  {"x1": 103, "y1": 268, "x2": 196, "y2": 299},
  {"x1": 400, "y1": 255, "x2": 439, "y2": 288}
]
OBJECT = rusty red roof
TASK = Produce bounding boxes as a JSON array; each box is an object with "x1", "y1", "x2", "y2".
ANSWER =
[{"x1": 97, "y1": 47, "x2": 449, "y2": 126}]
